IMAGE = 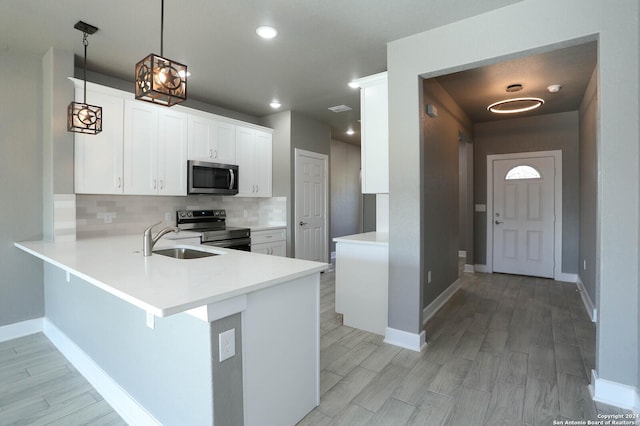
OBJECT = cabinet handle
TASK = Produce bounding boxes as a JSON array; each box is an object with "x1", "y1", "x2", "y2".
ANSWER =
[
  {"x1": 160, "y1": 179, "x2": 164, "y2": 190},
  {"x1": 116, "y1": 177, "x2": 121, "y2": 189},
  {"x1": 214, "y1": 149, "x2": 218, "y2": 159},
  {"x1": 153, "y1": 179, "x2": 157, "y2": 190},
  {"x1": 208, "y1": 149, "x2": 213, "y2": 158}
]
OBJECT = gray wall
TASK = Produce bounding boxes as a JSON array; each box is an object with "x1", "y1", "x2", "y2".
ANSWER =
[
  {"x1": 387, "y1": 0, "x2": 638, "y2": 389},
  {"x1": 473, "y1": 111, "x2": 580, "y2": 274},
  {"x1": 45, "y1": 264, "x2": 214, "y2": 425},
  {"x1": 264, "y1": 111, "x2": 331, "y2": 258},
  {"x1": 422, "y1": 79, "x2": 473, "y2": 308},
  {"x1": 0, "y1": 48, "x2": 44, "y2": 327},
  {"x1": 330, "y1": 139, "x2": 361, "y2": 253},
  {"x1": 579, "y1": 67, "x2": 598, "y2": 305}
]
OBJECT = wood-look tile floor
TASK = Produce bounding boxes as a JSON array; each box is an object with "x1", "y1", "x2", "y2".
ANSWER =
[
  {"x1": 0, "y1": 268, "x2": 633, "y2": 425},
  {"x1": 300, "y1": 267, "x2": 633, "y2": 426},
  {"x1": 0, "y1": 333, "x2": 126, "y2": 426}
]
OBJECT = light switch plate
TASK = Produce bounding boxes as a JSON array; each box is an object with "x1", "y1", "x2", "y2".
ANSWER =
[{"x1": 219, "y1": 329, "x2": 235, "y2": 362}]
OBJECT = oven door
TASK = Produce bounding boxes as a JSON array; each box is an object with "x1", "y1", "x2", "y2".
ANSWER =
[{"x1": 202, "y1": 237, "x2": 251, "y2": 252}]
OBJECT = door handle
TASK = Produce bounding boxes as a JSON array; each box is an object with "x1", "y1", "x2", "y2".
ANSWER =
[
  {"x1": 299, "y1": 221, "x2": 307, "y2": 226},
  {"x1": 495, "y1": 220, "x2": 504, "y2": 225}
]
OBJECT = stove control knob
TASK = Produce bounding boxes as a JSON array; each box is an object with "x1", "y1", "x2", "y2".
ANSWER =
[
  {"x1": 179, "y1": 211, "x2": 186, "y2": 218},
  {"x1": 187, "y1": 211, "x2": 193, "y2": 217},
  {"x1": 214, "y1": 211, "x2": 220, "y2": 216}
]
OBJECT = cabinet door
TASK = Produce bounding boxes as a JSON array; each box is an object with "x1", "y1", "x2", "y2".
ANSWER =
[
  {"x1": 187, "y1": 114, "x2": 215, "y2": 161},
  {"x1": 75, "y1": 89, "x2": 124, "y2": 194},
  {"x1": 215, "y1": 121, "x2": 236, "y2": 164},
  {"x1": 235, "y1": 126, "x2": 256, "y2": 196},
  {"x1": 360, "y1": 75, "x2": 389, "y2": 193},
  {"x1": 124, "y1": 100, "x2": 158, "y2": 195},
  {"x1": 158, "y1": 109, "x2": 188, "y2": 195},
  {"x1": 254, "y1": 131, "x2": 272, "y2": 197}
]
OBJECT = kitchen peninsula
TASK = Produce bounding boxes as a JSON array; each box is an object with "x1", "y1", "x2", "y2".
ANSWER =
[{"x1": 15, "y1": 236, "x2": 326, "y2": 426}]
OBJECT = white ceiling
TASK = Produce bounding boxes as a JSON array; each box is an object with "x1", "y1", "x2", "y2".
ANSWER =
[
  {"x1": 1, "y1": 1, "x2": 597, "y2": 144},
  {"x1": 0, "y1": 0, "x2": 524, "y2": 143}
]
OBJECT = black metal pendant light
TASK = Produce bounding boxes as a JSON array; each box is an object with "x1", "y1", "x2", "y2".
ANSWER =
[
  {"x1": 135, "y1": 0, "x2": 187, "y2": 106},
  {"x1": 67, "y1": 21, "x2": 102, "y2": 135}
]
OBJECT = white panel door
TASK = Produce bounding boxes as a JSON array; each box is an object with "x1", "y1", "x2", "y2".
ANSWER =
[
  {"x1": 295, "y1": 149, "x2": 327, "y2": 262},
  {"x1": 492, "y1": 156, "x2": 555, "y2": 278}
]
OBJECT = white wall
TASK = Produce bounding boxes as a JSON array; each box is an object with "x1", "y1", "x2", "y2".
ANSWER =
[{"x1": 387, "y1": 0, "x2": 639, "y2": 390}]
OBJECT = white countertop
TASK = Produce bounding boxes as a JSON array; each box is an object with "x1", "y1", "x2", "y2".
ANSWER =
[
  {"x1": 15, "y1": 235, "x2": 326, "y2": 317},
  {"x1": 333, "y1": 232, "x2": 389, "y2": 246}
]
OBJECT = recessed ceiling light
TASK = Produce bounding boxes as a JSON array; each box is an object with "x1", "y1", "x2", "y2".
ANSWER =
[
  {"x1": 348, "y1": 81, "x2": 360, "y2": 89},
  {"x1": 547, "y1": 84, "x2": 562, "y2": 93},
  {"x1": 346, "y1": 128, "x2": 355, "y2": 136},
  {"x1": 256, "y1": 26, "x2": 278, "y2": 39},
  {"x1": 269, "y1": 100, "x2": 281, "y2": 109}
]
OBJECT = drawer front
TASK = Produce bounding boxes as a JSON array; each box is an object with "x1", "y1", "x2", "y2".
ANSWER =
[
  {"x1": 251, "y1": 228, "x2": 285, "y2": 245},
  {"x1": 251, "y1": 241, "x2": 285, "y2": 257}
]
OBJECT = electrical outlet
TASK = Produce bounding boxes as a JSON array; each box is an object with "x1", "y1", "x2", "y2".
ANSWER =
[
  {"x1": 103, "y1": 212, "x2": 115, "y2": 224},
  {"x1": 146, "y1": 312, "x2": 155, "y2": 330},
  {"x1": 428, "y1": 270, "x2": 432, "y2": 283},
  {"x1": 219, "y1": 329, "x2": 235, "y2": 362}
]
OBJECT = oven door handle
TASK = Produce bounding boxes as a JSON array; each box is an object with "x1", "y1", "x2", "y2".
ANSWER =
[
  {"x1": 229, "y1": 169, "x2": 235, "y2": 190},
  {"x1": 201, "y1": 237, "x2": 251, "y2": 249}
]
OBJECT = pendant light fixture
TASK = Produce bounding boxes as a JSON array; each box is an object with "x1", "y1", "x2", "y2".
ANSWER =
[
  {"x1": 487, "y1": 83, "x2": 544, "y2": 114},
  {"x1": 135, "y1": 0, "x2": 187, "y2": 106},
  {"x1": 67, "y1": 21, "x2": 102, "y2": 135}
]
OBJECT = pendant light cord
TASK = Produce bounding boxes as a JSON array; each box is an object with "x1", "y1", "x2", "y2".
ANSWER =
[
  {"x1": 82, "y1": 32, "x2": 88, "y2": 104},
  {"x1": 160, "y1": 0, "x2": 164, "y2": 57}
]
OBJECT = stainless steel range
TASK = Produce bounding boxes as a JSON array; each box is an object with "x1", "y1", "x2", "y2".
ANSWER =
[{"x1": 176, "y1": 209, "x2": 251, "y2": 251}]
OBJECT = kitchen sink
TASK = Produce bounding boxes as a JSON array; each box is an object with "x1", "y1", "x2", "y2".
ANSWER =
[{"x1": 153, "y1": 247, "x2": 219, "y2": 259}]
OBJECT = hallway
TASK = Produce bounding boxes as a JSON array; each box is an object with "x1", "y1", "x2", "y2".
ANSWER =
[{"x1": 301, "y1": 269, "x2": 629, "y2": 425}]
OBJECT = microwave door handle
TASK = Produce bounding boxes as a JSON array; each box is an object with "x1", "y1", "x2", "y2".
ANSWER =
[{"x1": 229, "y1": 169, "x2": 235, "y2": 190}]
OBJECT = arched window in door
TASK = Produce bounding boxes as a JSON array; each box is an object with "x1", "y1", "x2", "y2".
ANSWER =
[{"x1": 505, "y1": 165, "x2": 541, "y2": 180}]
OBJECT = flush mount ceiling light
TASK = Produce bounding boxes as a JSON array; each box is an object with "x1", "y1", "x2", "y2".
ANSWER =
[
  {"x1": 135, "y1": 0, "x2": 187, "y2": 107},
  {"x1": 348, "y1": 81, "x2": 360, "y2": 89},
  {"x1": 269, "y1": 100, "x2": 281, "y2": 109},
  {"x1": 547, "y1": 84, "x2": 562, "y2": 93},
  {"x1": 346, "y1": 128, "x2": 355, "y2": 136},
  {"x1": 256, "y1": 26, "x2": 278, "y2": 39},
  {"x1": 67, "y1": 21, "x2": 102, "y2": 135},
  {"x1": 487, "y1": 84, "x2": 544, "y2": 114}
]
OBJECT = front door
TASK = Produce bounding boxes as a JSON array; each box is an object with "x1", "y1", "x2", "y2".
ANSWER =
[
  {"x1": 492, "y1": 156, "x2": 555, "y2": 278},
  {"x1": 295, "y1": 149, "x2": 328, "y2": 262}
]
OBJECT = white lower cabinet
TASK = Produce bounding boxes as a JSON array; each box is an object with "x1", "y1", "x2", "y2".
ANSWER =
[{"x1": 251, "y1": 228, "x2": 286, "y2": 256}]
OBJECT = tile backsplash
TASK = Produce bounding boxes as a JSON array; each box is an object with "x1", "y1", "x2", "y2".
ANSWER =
[{"x1": 76, "y1": 195, "x2": 287, "y2": 239}]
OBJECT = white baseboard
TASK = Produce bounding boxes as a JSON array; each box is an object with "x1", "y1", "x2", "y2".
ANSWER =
[
  {"x1": 576, "y1": 276, "x2": 597, "y2": 322},
  {"x1": 589, "y1": 370, "x2": 640, "y2": 413},
  {"x1": 458, "y1": 250, "x2": 466, "y2": 258},
  {"x1": 384, "y1": 327, "x2": 426, "y2": 352},
  {"x1": 43, "y1": 319, "x2": 161, "y2": 426},
  {"x1": 555, "y1": 272, "x2": 578, "y2": 283},
  {"x1": 423, "y1": 279, "x2": 461, "y2": 325},
  {"x1": 474, "y1": 264, "x2": 491, "y2": 273},
  {"x1": 0, "y1": 318, "x2": 43, "y2": 342},
  {"x1": 464, "y1": 264, "x2": 475, "y2": 273}
]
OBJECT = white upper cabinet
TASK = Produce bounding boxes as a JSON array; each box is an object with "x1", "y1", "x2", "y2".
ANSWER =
[
  {"x1": 123, "y1": 100, "x2": 187, "y2": 195},
  {"x1": 74, "y1": 84, "x2": 125, "y2": 194},
  {"x1": 355, "y1": 72, "x2": 388, "y2": 194},
  {"x1": 157, "y1": 109, "x2": 188, "y2": 195},
  {"x1": 236, "y1": 126, "x2": 272, "y2": 197},
  {"x1": 187, "y1": 113, "x2": 236, "y2": 165}
]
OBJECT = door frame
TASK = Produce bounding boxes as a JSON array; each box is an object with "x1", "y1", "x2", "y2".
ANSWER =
[
  {"x1": 485, "y1": 150, "x2": 565, "y2": 280},
  {"x1": 294, "y1": 148, "x2": 329, "y2": 263}
]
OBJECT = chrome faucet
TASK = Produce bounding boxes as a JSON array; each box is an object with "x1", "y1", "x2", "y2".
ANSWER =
[{"x1": 143, "y1": 222, "x2": 179, "y2": 256}]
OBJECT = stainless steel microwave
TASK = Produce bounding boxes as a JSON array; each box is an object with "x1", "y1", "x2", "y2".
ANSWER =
[{"x1": 187, "y1": 160, "x2": 239, "y2": 195}]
